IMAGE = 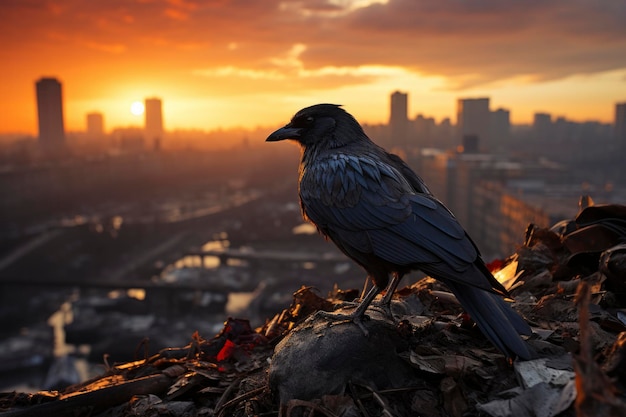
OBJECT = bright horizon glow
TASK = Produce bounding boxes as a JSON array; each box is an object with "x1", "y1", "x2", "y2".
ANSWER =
[
  {"x1": 1, "y1": 1, "x2": 625, "y2": 136},
  {"x1": 6, "y1": 68, "x2": 625, "y2": 136}
]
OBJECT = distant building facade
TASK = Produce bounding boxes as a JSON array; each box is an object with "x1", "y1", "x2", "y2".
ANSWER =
[
  {"x1": 413, "y1": 148, "x2": 586, "y2": 258},
  {"x1": 473, "y1": 181, "x2": 554, "y2": 257},
  {"x1": 35, "y1": 77, "x2": 65, "y2": 152},
  {"x1": 490, "y1": 108, "x2": 510, "y2": 154},
  {"x1": 413, "y1": 114, "x2": 436, "y2": 148},
  {"x1": 86, "y1": 112, "x2": 104, "y2": 138},
  {"x1": 389, "y1": 91, "x2": 409, "y2": 148},
  {"x1": 533, "y1": 112, "x2": 552, "y2": 142},
  {"x1": 144, "y1": 97, "x2": 163, "y2": 150},
  {"x1": 457, "y1": 98, "x2": 490, "y2": 152},
  {"x1": 615, "y1": 102, "x2": 626, "y2": 154}
]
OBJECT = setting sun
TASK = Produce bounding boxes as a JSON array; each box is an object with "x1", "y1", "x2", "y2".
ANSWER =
[{"x1": 130, "y1": 101, "x2": 145, "y2": 116}]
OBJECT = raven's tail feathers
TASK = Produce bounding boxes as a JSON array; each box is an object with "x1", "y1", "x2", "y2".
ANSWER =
[{"x1": 445, "y1": 281, "x2": 534, "y2": 360}]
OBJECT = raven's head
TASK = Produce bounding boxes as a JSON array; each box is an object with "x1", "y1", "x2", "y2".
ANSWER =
[{"x1": 266, "y1": 104, "x2": 366, "y2": 148}]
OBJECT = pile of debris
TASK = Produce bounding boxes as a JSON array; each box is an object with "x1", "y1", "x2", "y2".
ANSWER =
[{"x1": 1, "y1": 200, "x2": 625, "y2": 417}]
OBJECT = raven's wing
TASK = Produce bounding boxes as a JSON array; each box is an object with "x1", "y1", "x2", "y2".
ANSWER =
[
  {"x1": 387, "y1": 152, "x2": 432, "y2": 195},
  {"x1": 299, "y1": 151, "x2": 494, "y2": 292}
]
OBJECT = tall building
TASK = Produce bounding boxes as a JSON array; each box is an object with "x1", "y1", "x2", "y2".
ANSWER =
[
  {"x1": 35, "y1": 77, "x2": 65, "y2": 151},
  {"x1": 389, "y1": 91, "x2": 409, "y2": 148},
  {"x1": 490, "y1": 108, "x2": 510, "y2": 154},
  {"x1": 615, "y1": 102, "x2": 626, "y2": 154},
  {"x1": 86, "y1": 112, "x2": 104, "y2": 138},
  {"x1": 533, "y1": 112, "x2": 552, "y2": 141},
  {"x1": 414, "y1": 114, "x2": 435, "y2": 148},
  {"x1": 615, "y1": 102, "x2": 626, "y2": 178},
  {"x1": 144, "y1": 97, "x2": 163, "y2": 150},
  {"x1": 456, "y1": 98, "x2": 490, "y2": 152}
]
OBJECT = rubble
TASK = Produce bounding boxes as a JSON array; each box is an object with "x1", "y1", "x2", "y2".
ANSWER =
[{"x1": 1, "y1": 199, "x2": 626, "y2": 416}]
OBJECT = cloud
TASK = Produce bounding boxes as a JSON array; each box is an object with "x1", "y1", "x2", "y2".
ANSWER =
[
  {"x1": 193, "y1": 66, "x2": 286, "y2": 81},
  {"x1": 83, "y1": 41, "x2": 127, "y2": 54},
  {"x1": 1, "y1": 0, "x2": 625, "y2": 92},
  {"x1": 192, "y1": 43, "x2": 409, "y2": 95},
  {"x1": 296, "y1": 0, "x2": 626, "y2": 88},
  {"x1": 189, "y1": 0, "x2": 626, "y2": 89}
]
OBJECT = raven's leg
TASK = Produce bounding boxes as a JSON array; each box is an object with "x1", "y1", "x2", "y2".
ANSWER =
[
  {"x1": 359, "y1": 277, "x2": 371, "y2": 301},
  {"x1": 331, "y1": 276, "x2": 370, "y2": 309},
  {"x1": 379, "y1": 272, "x2": 404, "y2": 305},
  {"x1": 317, "y1": 285, "x2": 381, "y2": 336},
  {"x1": 374, "y1": 272, "x2": 405, "y2": 318}
]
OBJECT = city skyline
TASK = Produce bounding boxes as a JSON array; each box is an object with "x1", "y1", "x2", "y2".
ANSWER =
[
  {"x1": 25, "y1": 76, "x2": 626, "y2": 153},
  {"x1": 1, "y1": 1, "x2": 626, "y2": 135}
]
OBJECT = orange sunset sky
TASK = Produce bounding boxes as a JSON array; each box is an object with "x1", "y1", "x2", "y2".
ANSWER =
[{"x1": 1, "y1": 0, "x2": 626, "y2": 135}]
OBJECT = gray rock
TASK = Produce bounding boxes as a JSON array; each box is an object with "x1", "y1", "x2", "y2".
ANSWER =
[{"x1": 269, "y1": 307, "x2": 416, "y2": 403}]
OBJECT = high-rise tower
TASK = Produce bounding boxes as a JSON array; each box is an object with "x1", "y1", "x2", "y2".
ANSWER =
[
  {"x1": 457, "y1": 98, "x2": 490, "y2": 152},
  {"x1": 86, "y1": 112, "x2": 104, "y2": 138},
  {"x1": 490, "y1": 108, "x2": 510, "y2": 154},
  {"x1": 615, "y1": 102, "x2": 626, "y2": 153},
  {"x1": 36, "y1": 77, "x2": 65, "y2": 151},
  {"x1": 389, "y1": 91, "x2": 409, "y2": 148},
  {"x1": 144, "y1": 97, "x2": 163, "y2": 150},
  {"x1": 615, "y1": 102, "x2": 626, "y2": 180}
]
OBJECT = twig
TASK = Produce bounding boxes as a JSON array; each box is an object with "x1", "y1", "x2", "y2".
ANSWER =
[
  {"x1": 215, "y1": 384, "x2": 265, "y2": 417},
  {"x1": 347, "y1": 381, "x2": 370, "y2": 417},
  {"x1": 351, "y1": 382, "x2": 401, "y2": 417},
  {"x1": 214, "y1": 377, "x2": 242, "y2": 416},
  {"x1": 285, "y1": 399, "x2": 339, "y2": 417}
]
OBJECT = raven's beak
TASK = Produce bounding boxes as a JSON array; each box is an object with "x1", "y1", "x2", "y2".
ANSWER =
[{"x1": 266, "y1": 125, "x2": 302, "y2": 142}]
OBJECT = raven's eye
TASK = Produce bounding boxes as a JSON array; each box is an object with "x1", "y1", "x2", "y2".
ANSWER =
[{"x1": 291, "y1": 114, "x2": 315, "y2": 128}]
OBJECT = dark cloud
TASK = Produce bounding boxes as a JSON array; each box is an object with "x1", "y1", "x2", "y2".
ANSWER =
[
  {"x1": 2, "y1": 0, "x2": 625, "y2": 90},
  {"x1": 298, "y1": 0, "x2": 626, "y2": 87}
]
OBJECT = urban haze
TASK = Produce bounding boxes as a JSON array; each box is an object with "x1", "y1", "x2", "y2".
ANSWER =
[{"x1": 0, "y1": 77, "x2": 625, "y2": 391}]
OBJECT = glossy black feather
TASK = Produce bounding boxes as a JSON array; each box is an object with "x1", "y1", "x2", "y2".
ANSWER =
[{"x1": 267, "y1": 104, "x2": 533, "y2": 359}]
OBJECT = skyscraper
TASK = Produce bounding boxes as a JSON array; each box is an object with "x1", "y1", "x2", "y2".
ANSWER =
[
  {"x1": 144, "y1": 97, "x2": 163, "y2": 150},
  {"x1": 490, "y1": 108, "x2": 510, "y2": 154},
  {"x1": 36, "y1": 77, "x2": 65, "y2": 151},
  {"x1": 86, "y1": 112, "x2": 104, "y2": 138},
  {"x1": 389, "y1": 91, "x2": 409, "y2": 148},
  {"x1": 533, "y1": 112, "x2": 552, "y2": 142},
  {"x1": 615, "y1": 102, "x2": 626, "y2": 155},
  {"x1": 532, "y1": 112, "x2": 559, "y2": 159},
  {"x1": 457, "y1": 98, "x2": 490, "y2": 152}
]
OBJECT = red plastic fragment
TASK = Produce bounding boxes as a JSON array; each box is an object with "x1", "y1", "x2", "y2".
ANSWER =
[
  {"x1": 216, "y1": 339, "x2": 237, "y2": 362},
  {"x1": 486, "y1": 258, "x2": 504, "y2": 273}
]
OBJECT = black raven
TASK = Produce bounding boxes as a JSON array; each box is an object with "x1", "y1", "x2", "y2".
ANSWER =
[{"x1": 266, "y1": 104, "x2": 532, "y2": 359}]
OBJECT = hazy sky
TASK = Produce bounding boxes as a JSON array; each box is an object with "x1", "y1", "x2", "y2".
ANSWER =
[{"x1": 2, "y1": 0, "x2": 626, "y2": 134}]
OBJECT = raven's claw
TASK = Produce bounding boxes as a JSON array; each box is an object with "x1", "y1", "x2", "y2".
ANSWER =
[{"x1": 315, "y1": 310, "x2": 370, "y2": 337}]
